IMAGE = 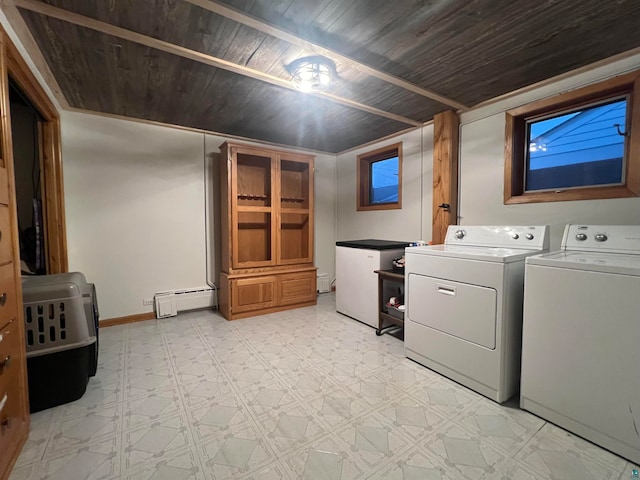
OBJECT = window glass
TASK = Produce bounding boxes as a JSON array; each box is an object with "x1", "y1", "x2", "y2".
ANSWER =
[
  {"x1": 357, "y1": 142, "x2": 402, "y2": 211},
  {"x1": 525, "y1": 97, "x2": 628, "y2": 191},
  {"x1": 369, "y1": 156, "x2": 399, "y2": 204}
]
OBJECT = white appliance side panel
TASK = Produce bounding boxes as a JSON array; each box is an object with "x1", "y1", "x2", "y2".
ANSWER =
[
  {"x1": 501, "y1": 261, "x2": 526, "y2": 398},
  {"x1": 521, "y1": 265, "x2": 640, "y2": 461},
  {"x1": 407, "y1": 274, "x2": 497, "y2": 349},
  {"x1": 336, "y1": 247, "x2": 404, "y2": 327}
]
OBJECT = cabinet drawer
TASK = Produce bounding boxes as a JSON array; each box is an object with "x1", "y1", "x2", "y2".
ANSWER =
[
  {"x1": 0, "y1": 320, "x2": 20, "y2": 386},
  {"x1": 0, "y1": 366, "x2": 24, "y2": 460},
  {"x1": 278, "y1": 271, "x2": 316, "y2": 306},
  {"x1": 0, "y1": 168, "x2": 8, "y2": 206},
  {"x1": 0, "y1": 206, "x2": 12, "y2": 265},
  {"x1": 231, "y1": 276, "x2": 277, "y2": 314},
  {"x1": 0, "y1": 262, "x2": 17, "y2": 329}
]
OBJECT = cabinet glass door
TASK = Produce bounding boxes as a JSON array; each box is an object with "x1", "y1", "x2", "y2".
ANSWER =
[
  {"x1": 237, "y1": 153, "x2": 272, "y2": 207},
  {"x1": 280, "y1": 212, "x2": 310, "y2": 262},
  {"x1": 278, "y1": 157, "x2": 313, "y2": 264},
  {"x1": 280, "y1": 159, "x2": 309, "y2": 209},
  {"x1": 237, "y1": 211, "x2": 273, "y2": 264},
  {"x1": 233, "y1": 151, "x2": 275, "y2": 268}
]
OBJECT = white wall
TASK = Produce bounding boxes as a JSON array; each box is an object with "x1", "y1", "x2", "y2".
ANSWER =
[
  {"x1": 310, "y1": 151, "x2": 337, "y2": 278},
  {"x1": 63, "y1": 112, "x2": 207, "y2": 319},
  {"x1": 336, "y1": 127, "x2": 433, "y2": 243},
  {"x1": 459, "y1": 54, "x2": 640, "y2": 249}
]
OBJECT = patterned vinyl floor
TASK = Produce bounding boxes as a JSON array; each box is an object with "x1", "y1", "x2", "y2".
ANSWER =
[{"x1": 10, "y1": 294, "x2": 638, "y2": 479}]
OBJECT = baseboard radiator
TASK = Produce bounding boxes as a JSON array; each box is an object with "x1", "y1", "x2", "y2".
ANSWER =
[{"x1": 154, "y1": 286, "x2": 217, "y2": 319}]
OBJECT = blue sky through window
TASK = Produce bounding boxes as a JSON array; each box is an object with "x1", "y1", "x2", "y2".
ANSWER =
[{"x1": 370, "y1": 157, "x2": 399, "y2": 204}]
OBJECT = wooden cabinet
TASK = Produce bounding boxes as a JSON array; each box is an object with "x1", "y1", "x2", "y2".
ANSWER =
[
  {"x1": 0, "y1": 162, "x2": 29, "y2": 480},
  {"x1": 219, "y1": 142, "x2": 316, "y2": 320},
  {"x1": 0, "y1": 34, "x2": 30, "y2": 480}
]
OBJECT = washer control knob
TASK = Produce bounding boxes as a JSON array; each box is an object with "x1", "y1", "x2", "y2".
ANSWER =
[
  {"x1": 454, "y1": 230, "x2": 465, "y2": 240},
  {"x1": 526, "y1": 233, "x2": 534, "y2": 240},
  {"x1": 595, "y1": 233, "x2": 608, "y2": 242},
  {"x1": 576, "y1": 233, "x2": 587, "y2": 241},
  {"x1": 511, "y1": 233, "x2": 519, "y2": 239}
]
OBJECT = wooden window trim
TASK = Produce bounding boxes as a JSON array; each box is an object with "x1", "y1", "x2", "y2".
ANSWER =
[
  {"x1": 504, "y1": 69, "x2": 640, "y2": 204},
  {"x1": 357, "y1": 142, "x2": 402, "y2": 211}
]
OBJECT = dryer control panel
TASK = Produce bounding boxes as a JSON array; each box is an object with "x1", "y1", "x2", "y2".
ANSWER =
[
  {"x1": 445, "y1": 225, "x2": 550, "y2": 250},
  {"x1": 563, "y1": 225, "x2": 640, "y2": 254}
]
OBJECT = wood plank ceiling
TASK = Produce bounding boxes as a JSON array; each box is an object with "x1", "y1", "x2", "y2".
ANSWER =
[{"x1": 13, "y1": 0, "x2": 640, "y2": 153}]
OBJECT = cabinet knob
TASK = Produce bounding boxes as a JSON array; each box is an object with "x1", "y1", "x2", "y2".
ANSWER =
[
  {"x1": 0, "y1": 293, "x2": 6, "y2": 307},
  {"x1": 0, "y1": 355, "x2": 11, "y2": 369},
  {"x1": 0, "y1": 416, "x2": 11, "y2": 429}
]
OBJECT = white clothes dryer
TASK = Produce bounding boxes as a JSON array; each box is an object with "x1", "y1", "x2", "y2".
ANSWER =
[
  {"x1": 405, "y1": 225, "x2": 550, "y2": 403},
  {"x1": 521, "y1": 224, "x2": 640, "y2": 464}
]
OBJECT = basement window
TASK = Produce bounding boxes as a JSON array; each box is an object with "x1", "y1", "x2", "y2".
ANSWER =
[
  {"x1": 357, "y1": 143, "x2": 402, "y2": 211},
  {"x1": 504, "y1": 70, "x2": 640, "y2": 204}
]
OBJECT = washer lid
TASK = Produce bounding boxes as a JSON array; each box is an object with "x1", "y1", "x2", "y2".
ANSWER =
[
  {"x1": 527, "y1": 251, "x2": 640, "y2": 275},
  {"x1": 406, "y1": 244, "x2": 544, "y2": 263}
]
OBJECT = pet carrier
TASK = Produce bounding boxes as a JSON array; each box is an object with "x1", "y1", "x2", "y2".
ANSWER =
[{"x1": 22, "y1": 272, "x2": 98, "y2": 412}]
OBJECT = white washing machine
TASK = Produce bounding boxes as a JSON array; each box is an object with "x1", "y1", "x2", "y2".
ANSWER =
[
  {"x1": 521, "y1": 224, "x2": 640, "y2": 464},
  {"x1": 405, "y1": 225, "x2": 550, "y2": 403}
]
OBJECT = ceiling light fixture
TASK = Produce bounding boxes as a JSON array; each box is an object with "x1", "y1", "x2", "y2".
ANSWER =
[{"x1": 287, "y1": 56, "x2": 336, "y2": 92}]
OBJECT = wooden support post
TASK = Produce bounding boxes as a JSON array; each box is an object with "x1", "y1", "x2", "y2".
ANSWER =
[{"x1": 432, "y1": 110, "x2": 460, "y2": 245}]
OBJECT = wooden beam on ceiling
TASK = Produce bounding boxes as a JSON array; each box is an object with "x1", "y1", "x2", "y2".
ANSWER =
[
  {"x1": 14, "y1": 0, "x2": 423, "y2": 127},
  {"x1": 0, "y1": 0, "x2": 69, "y2": 109},
  {"x1": 186, "y1": 0, "x2": 469, "y2": 112}
]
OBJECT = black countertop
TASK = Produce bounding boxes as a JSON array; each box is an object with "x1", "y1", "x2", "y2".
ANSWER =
[{"x1": 336, "y1": 239, "x2": 412, "y2": 250}]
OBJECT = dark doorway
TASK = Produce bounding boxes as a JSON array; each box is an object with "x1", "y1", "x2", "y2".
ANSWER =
[{"x1": 9, "y1": 80, "x2": 46, "y2": 274}]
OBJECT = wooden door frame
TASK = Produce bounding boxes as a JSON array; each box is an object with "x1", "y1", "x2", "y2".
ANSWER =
[
  {"x1": 2, "y1": 27, "x2": 67, "y2": 273},
  {"x1": 432, "y1": 110, "x2": 460, "y2": 244},
  {"x1": 0, "y1": 31, "x2": 30, "y2": 480}
]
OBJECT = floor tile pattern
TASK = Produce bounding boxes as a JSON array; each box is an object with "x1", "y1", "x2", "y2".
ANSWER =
[{"x1": 10, "y1": 294, "x2": 637, "y2": 479}]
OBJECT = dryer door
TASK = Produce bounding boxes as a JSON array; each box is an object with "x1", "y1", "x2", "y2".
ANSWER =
[{"x1": 407, "y1": 274, "x2": 497, "y2": 349}]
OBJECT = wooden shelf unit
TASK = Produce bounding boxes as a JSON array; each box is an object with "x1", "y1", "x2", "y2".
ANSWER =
[
  {"x1": 375, "y1": 269, "x2": 405, "y2": 336},
  {"x1": 219, "y1": 142, "x2": 316, "y2": 320}
]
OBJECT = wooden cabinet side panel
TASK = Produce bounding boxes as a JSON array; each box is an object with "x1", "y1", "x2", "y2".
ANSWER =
[
  {"x1": 307, "y1": 157, "x2": 315, "y2": 267},
  {"x1": 219, "y1": 144, "x2": 231, "y2": 274},
  {"x1": 218, "y1": 272, "x2": 231, "y2": 320}
]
